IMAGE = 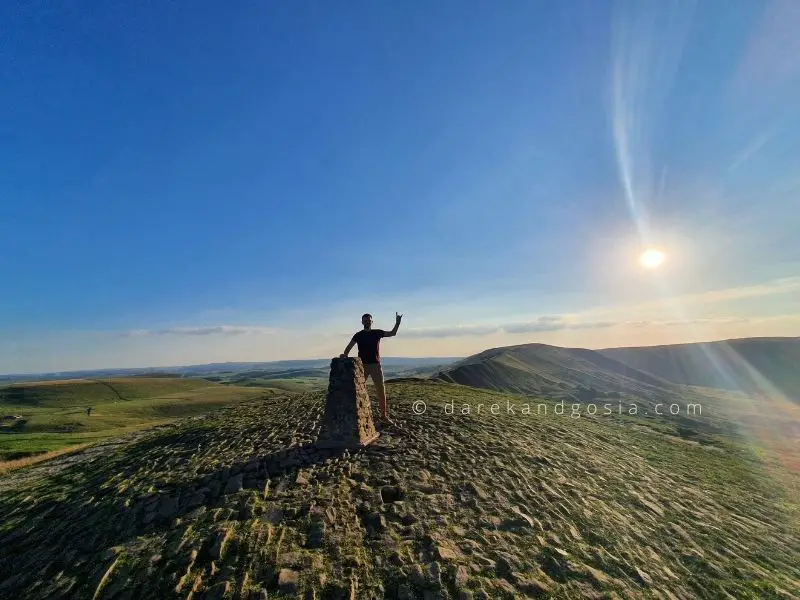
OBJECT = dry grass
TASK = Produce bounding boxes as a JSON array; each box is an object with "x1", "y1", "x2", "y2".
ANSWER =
[{"x1": 0, "y1": 443, "x2": 92, "y2": 476}]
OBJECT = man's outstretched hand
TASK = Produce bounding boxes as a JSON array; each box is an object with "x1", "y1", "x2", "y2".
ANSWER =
[{"x1": 396, "y1": 312, "x2": 403, "y2": 322}]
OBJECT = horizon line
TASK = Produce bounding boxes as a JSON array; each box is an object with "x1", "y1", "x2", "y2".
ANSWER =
[{"x1": 2, "y1": 334, "x2": 797, "y2": 378}]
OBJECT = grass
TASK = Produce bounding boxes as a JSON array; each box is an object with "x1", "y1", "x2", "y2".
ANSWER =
[
  {"x1": 0, "y1": 377, "x2": 213, "y2": 407},
  {"x1": 435, "y1": 342, "x2": 678, "y2": 402},
  {"x1": 0, "y1": 377, "x2": 267, "y2": 461},
  {"x1": 226, "y1": 376, "x2": 327, "y2": 392},
  {"x1": 0, "y1": 379, "x2": 796, "y2": 599},
  {"x1": 0, "y1": 443, "x2": 93, "y2": 475}
]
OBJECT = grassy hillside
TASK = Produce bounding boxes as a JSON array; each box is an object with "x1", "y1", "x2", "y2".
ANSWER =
[
  {"x1": 600, "y1": 337, "x2": 800, "y2": 401},
  {"x1": 0, "y1": 377, "x2": 214, "y2": 408},
  {"x1": 217, "y1": 363, "x2": 457, "y2": 391},
  {"x1": 429, "y1": 342, "x2": 800, "y2": 475},
  {"x1": 0, "y1": 377, "x2": 266, "y2": 462},
  {"x1": 433, "y1": 343, "x2": 678, "y2": 401},
  {"x1": 1, "y1": 357, "x2": 463, "y2": 384},
  {"x1": 0, "y1": 380, "x2": 796, "y2": 599},
  {"x1": 229, "y1": 377, "x2": 328, "y2": 393}
]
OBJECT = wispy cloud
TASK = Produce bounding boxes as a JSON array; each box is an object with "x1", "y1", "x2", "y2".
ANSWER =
[
  {"x1": 667, "y1": 277, "x2": 800, "y2": 306},
  {"x1": 400, "y1": 315, "x2": 756, "y2": 339},
  {"x1": 503, "y1": 318, "x2": 616, "y2": 334},
  {"x1": 585, "y1": 276, "x2": 800, "y2": 319},
  {"x1": 660, "y1": 317, "x2": 751, "y2": 327},
  {"x1": 121, "y1": 326, "x2": 279, "y2": 337},
  {"x1": 609, "y1": 0, "x2": 697, "y2": 245},
  {"x1": 403, "y1": 317, "x2": 619, "y2": 339},
  {"x1": 401, "y1": 325, "x2": 503, "y2": 339},
  {"x1": 727, "y1": 128, "x2": 777, "y2": 172}
]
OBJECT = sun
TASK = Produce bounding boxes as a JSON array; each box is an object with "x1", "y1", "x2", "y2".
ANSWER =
[{"x1": 639, "y1": 247, "x2": 666, "y2": 269}]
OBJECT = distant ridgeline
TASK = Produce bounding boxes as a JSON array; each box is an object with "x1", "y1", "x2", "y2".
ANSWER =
[
  {"x1": 600, "y1": 337, "x2": 800, "y2": 401},
  {"x1": 433, "y1": 343, "x2": 678, "y2": 403},
  {"x1": 0, "y1": 357, "x2": 463, "y2": 384},
  {"x1": 433, "y1": 338, "x2": 800, "y2": 403}
]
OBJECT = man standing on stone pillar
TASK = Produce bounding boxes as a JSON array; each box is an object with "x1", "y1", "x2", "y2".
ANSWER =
[{"x1": 341, "y1": 312, "x2": 402, "y2": 426}]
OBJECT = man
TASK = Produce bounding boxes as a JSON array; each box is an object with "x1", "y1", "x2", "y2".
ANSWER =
[{"x1": 341, "y1": 312, "x2": 402, "y2": 425}]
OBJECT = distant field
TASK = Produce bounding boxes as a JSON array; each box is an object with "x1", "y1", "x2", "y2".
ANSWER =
[
  {"x1": 0, "y1": 377, "x2": 214, "y2": 407},
  {"x1": 218, "y1": 364, "x2": 454, "y2": 391},
  {"x1": 224, "y1": 376, "x2": 328, "y2": 393},
  {"x1": 0, "y1": 377, "x2": 268, "y2": 462}
]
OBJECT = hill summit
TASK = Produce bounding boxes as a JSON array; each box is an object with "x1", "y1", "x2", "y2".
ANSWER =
[
  {"x1": 432, "y1": 343, "x2": 676, "y2": 401},
  {"x1": 1, "y1": 380, "x2": 797, "y2": 599},
  {"x1": 600, "y1": 336, "x2": 800, "y2": 401}
]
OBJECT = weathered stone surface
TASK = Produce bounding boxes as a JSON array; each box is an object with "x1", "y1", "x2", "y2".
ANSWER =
[
  {"x1": 454, "y1": 565, "x2": 470, "y2": 587},
  {"x1": 380, "y1": 485, "x2": 405, "y2": 503},
  {"x1": 2, "y1": 380, "x2": 798, "y2": 600},
  {"x1": 315, "y1": 357, "x2": 379, "y2": 449},
  {"x1": 158, "y1": 495, "x2": 179, "y2": 520},
  {"x1": 307, "y1": 520, "x2": 325, "y2": 548},
  {"x1": 223, "y1": 474, "x2": 244, "y2": 495},
  {"x1": 278, "y1": 568, "x2": 299, "y2": 593},
  {"x1": 209, "y1": 529, "x2": 232, "y2": 560},
  {"x1": 206, "y1": 580, "x2": 230, "y2": 600}
]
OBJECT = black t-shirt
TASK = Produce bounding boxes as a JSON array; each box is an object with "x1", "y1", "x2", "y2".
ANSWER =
[{"x1": 352, "y1": 329, "x2": 386, "y2": 364}]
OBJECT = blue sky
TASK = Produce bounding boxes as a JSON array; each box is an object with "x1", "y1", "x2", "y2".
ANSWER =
[{"x1": 2, "y1": 0, "x2": 799, "y2": 373}]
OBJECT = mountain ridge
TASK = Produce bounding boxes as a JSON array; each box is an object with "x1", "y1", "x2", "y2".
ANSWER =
[
  {"x1": 432, "y1": 342, "x2": 678, "y2": 402},
  {"x1": 432, "y1": 337, "x2": 800, "y2": 402},
  {"x1": 599, "y1": 336, "x2": 800, "y2": 400}
]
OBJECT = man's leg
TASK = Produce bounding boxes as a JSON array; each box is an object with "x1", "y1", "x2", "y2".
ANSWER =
[
  {"x1": 364, "y1": 363, "x2": 389, "y2": 421},
  {"x1": 373, "y1": 363, "x2": 388, "y2": 420}
]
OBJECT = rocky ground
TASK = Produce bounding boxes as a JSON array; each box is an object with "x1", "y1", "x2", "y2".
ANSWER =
[{"x1": 0, "y1": 381, "x2": 798, "y2": 599}]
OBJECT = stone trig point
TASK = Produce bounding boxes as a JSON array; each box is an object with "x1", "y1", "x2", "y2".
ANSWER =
[{"x1": 315, "y1": 356, "x2": 379, "y2": 449}]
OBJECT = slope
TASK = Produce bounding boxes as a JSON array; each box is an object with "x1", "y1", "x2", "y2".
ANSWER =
[
  {"x1": 433, "y1": 343, "x2": 678, "y2": 402},
  {"x1": 0, "y1": 377, "x2": 266, "y2": 461},
  {"x1": 600, "y1": 337, "x2": 800, "y2": 400},
  {"x1": 0, "y1": 381, "x2": 796, "y2": 599},
  {"x1": 0, "y1": 377, "x2": 213, "y2": 408}
]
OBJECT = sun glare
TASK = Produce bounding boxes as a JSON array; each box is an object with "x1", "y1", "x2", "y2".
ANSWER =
[{"x1": 639, "y1": 248, "x2": 666, "y2": 269}]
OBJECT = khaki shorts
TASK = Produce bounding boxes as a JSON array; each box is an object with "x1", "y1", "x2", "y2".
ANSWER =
[{"x1": 362, "y1": 362, "x2": 385, "y2": 390}]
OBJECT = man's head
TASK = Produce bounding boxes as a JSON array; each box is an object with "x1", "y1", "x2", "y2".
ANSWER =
[{"x1": 361, "y1": 313, "x2": 372, "y2": 329}]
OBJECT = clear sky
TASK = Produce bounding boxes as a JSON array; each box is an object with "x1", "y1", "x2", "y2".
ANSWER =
[{"x1": 2, "y1": 0, "x2": 799, "y2": 374}]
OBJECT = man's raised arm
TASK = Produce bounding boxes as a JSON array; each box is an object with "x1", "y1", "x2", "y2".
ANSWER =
[
  {"x1": 383, "y1": 312, "x2": 403, "y2": 337},
  {"x1": 341, "y1": 335, "x2": 356, "y2": 358}
]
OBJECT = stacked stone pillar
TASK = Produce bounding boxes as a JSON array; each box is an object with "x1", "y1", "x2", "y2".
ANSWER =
[{"x1": 315, "y1": 357, "x2": 379, "y2": 449}]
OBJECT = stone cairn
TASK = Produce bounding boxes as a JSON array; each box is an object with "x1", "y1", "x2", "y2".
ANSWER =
[{"x1": 315, "y1": 357, "x2": 379, "y2": 449}]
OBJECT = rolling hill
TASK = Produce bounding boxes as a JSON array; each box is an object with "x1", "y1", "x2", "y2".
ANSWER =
[
  {"x1": 0, "y1": 381, "x2": 796, "y2": 599},
  {"x1": 0, "y1": 377, "x2": 213, "y2": 408},
  {"x1": 0, "y1": 377, "x2": 267, "y2": 462},
  {"x1": 428, "y1": 338, "x2": 800, "y2": 477},
  {"x1": 599, "y1": 337, "x2": 800, "y2": 400},
  {"x1": 432, "y1": 343, "x2": 678, "y2": 402},
  {"x1": 0, "y1": 357, "x2": 463, "y2": 384},
  {"x1": 214, "y1": 362, "x2": 460, "y2": 390}
]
